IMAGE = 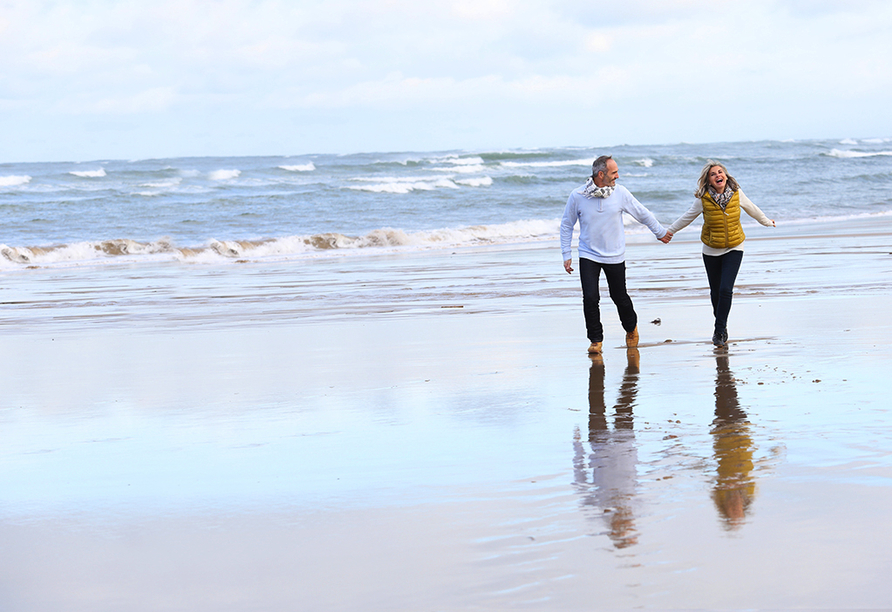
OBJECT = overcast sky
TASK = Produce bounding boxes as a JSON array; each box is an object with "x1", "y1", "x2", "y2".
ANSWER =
[{"x1": 2, "y1": 0, "x2": 891, "y2": 162}]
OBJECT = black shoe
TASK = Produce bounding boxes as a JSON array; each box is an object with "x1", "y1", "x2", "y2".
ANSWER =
[
  {"x1": 721, "y1": 330, "x2": 728, "y2": 344},
  {"x1": 712, "y1": 332, "x2": 726, "y2": 347}
]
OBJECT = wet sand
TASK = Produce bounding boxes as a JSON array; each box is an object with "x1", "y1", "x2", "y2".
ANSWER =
[{"x1": 1, "y1": 218, "x2": 891, "y2": 610}]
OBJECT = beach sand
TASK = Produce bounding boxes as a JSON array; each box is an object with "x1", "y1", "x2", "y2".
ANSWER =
[{"x1": 1, "y1": 217, "x2": 891, "y2": 610}]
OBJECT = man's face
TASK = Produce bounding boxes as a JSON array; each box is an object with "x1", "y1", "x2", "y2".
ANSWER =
[{"x1": 598, "y1": 159, "x2": 619, "y2": 187}]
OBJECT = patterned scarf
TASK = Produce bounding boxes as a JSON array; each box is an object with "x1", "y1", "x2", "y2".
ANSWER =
[
  {"x1": 582, "y1": 178, "x2": 615, "y2": 199},
  {"x1": 708, "y1": 186, "x2": 734, "y2": 210}
]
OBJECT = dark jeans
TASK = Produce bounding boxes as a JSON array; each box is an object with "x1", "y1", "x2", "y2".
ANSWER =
[
  {"x1": 579, "y1": 258, "x2": 637, "y2": 343},
  {"x1": 702, "y1": 250, "x2": 743, "y2": 334}
]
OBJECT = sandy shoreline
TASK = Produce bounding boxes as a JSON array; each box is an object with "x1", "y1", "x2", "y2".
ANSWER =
[{"x1": 2, "y1": 217, "x2": 891, "y2": 609}]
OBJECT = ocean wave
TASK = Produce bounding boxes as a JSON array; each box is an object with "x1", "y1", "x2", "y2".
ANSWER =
[
  {"x1": 69, "y1": 168, "x2": 107, "y2": 178},
  {"x1": 826, "y1": 149, "x2": 892, "y2": 159},
  {"x1": 279, "y1": 163, "x2": 316, "y2": 172},
  {"x1": 500, "y1": 159, "x2": 591, "y2": 168},
  {"x1": 0, "y1": 175, "x2": 32, "y2": 187},
  {"x1": 209, "y1": 169, "x2": 241, "y2": 180},
  {"x1": 1, "y1": 239, "x2": 177, "y2": 265},
  {"x1": 439, "y1": 155, "x2": 486, "y2": 166},
  {"x1": 347, "y1": 176, "x2": 460, "y2": 193},
  {"x1": 0, "y1": 219, "x2": 560, "y2": 267},
  {"x1": 3, "y1": 209, "x2": 890, "y2": 269},
  {"x1": 634, "y1": 158, "x2": 655, "y2": 167},
  {"x1": 433, "y1": 164, "x2": 487, "y2": 174},
  {"x1": 139, "y1": 178, "x2": 183, "y2": 189},
  {"x1": 455, "y1": 176, "x2": 493, "y2": 187},
  {"x1": 778, "y1": 209, "x2": 892, "y2": 224}
]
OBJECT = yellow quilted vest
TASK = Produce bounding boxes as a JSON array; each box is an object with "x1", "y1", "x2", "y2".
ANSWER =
[{"x1": 700, "y1": 190, "x2": 745, "y2": 249}]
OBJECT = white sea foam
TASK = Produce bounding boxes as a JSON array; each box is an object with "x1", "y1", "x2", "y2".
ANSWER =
[
  {"x1": 429, "y1": 156, "x2": 487, "y2": 174},
  {"x1": 839, "y1": 138, "x2": 858, "y2": 145},
  {"x1": 209, "y1": 169, "x2": 241, "y2": 180},
  {"x1": 274, "y1": 219, "x2": 559, "y2": 253},
  {"x1": 455, "y1": 177, "x2": 493, "y2": 187},
  {"x1": 0, "y1": 219, "x2": 561, "y2": 267},
  {"x1": 778, "y1": 209, "x2": 892, "y2": 224},
  {"x1": 279, "y1": 163, "x2": 316, "y2": 172},
  {"x1": 69, "y1": 168, "x2": 107, "y2": 178},
  {"x1": 500, "y1": 159, "x2": 591, "y2": 168},
  {"x1": 6, "y1": 209, "x2": 891, "y2": 269},
  {"x1": 441, "y1": 156, "x2": 486, "y2": 166},
  {"x1": 826, "y1": 149, "x2": 892, "y2": 158},
  {"x1": 433, "y1": 164, "x2": 487, "y2": 174},
  {"x1": 140, "y1": 178, "x2": 182, "y2": 189},
  {"x1": 634, "y1": 158, "x2": 655, "y2": 167},
  {"x1": 0, "y1": 239, "x2": 176, "y2": 266},
  {"x1": 0, "y1": 175, "x2": 32, "y2": 187},
  {"x1": 348, "y1": 176, "x2": 459, "y2": 193}
]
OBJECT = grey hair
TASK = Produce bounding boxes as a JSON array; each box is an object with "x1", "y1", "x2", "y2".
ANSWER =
[{"x1": 591, "y1": 155, "x2": 613, "y2": 179}]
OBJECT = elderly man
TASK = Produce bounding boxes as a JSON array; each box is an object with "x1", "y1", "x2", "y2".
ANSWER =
[{"x1": 561, "y1": 155, "x2": 671, "y2": 354}]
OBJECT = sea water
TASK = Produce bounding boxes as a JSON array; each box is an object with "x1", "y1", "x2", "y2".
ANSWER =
[{"x1": 1, "y1": 138, "x2": 890, "y2": 268}]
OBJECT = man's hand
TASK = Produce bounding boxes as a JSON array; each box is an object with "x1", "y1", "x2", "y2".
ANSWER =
[
  {"x1": 659, "y1": 231, "x2": 673, "y2": 244},
  {"x1": 564, "y1": 259, "x2": 573, "y2": 274}
]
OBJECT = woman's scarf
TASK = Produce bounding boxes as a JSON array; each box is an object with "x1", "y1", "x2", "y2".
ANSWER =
[
  {"x1": 582, "y1": 178, "x2": 615, "y2": 199},
  {"x1": 708, "y1": 186, "x2": 734, "y2": 210}
]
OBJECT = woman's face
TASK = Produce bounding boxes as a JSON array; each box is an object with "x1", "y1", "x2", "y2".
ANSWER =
[{"x1": 708, "y1": 166, "x2": 727, "y2": 192}]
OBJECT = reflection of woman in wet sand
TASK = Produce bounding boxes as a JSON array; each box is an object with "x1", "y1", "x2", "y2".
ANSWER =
[
  {"x1": 665, "y1": 161, "x2": 775, "y2": 347},
  {"x1": 711, "y1": 354, "x2": 756, "y2": 529},
  {"x1": 572, "y1": 349, "x2": 641, "y2": 548}
]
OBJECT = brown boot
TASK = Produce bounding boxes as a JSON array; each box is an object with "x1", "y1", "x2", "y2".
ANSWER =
[
  {"x1": 625, "y1": 327, "x2": 639, "y2": 348},
  {"x1": 587, "y1": 342, "x2": 602, "y2": 355}
]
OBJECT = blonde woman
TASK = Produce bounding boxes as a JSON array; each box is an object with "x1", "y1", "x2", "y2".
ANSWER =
[{"x1": 665, "y1": 161, "x2": 776, "y2": 347}]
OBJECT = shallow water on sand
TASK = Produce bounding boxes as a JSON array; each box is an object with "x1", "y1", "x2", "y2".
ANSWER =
[{"x1": 1, "y1": 218, "x2": 891, "y2": 610}]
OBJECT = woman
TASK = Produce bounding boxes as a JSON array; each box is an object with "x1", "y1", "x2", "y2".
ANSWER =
[{"x1": 666, "y1": 161, "x2": 775, "y2": 347}]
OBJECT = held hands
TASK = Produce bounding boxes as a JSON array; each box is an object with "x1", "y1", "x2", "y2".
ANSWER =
[{"x1": 659, "y1": 230, "x2": 673, "y2": 244}]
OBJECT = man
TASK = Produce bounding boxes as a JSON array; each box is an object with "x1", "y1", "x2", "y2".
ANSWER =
[{"x1": 561, "y1": 155, "x2": 671, "y2": 354}]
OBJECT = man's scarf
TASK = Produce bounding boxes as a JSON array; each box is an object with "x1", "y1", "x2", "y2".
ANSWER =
[{"x1": 582, "y1": 178, "x2": 615, "y2": 199}]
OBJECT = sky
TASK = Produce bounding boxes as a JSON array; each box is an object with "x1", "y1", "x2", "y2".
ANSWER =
[{"x1": 1, "y1": 0, "x2": 891, "y2": 162}]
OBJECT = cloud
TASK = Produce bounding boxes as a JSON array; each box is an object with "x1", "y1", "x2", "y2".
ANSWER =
[
  {"x1": 1, "y1": 0, "x2": 891, "y2": 161},
  {"x1": 59, "y1": 87, "x2": 179, "y2": 115}
]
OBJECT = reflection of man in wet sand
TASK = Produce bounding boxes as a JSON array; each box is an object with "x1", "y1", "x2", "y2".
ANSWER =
[
  {"x1": 572, "y1": 349, "x2": 641, "y2": 548},
  {"x1": 711, "y1": 354, "x2": 756, "y2": 529}
]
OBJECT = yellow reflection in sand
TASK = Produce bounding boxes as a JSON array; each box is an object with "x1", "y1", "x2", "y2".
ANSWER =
[{"x1": 711, "y1": 353, "x2": 757, "y2": 529}]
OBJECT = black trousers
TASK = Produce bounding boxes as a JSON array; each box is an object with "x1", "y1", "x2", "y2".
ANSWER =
[
  {"x1": 702, "y1": 250, "x2": 743, "y2": 334},
  {"x1": 579, "y1": 258, "x2": 637, "y2": 343}
]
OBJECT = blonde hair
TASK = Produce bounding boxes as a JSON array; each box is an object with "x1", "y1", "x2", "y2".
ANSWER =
[{"x1": 695, "y1": 160, "x2": 739, "y2": 198}]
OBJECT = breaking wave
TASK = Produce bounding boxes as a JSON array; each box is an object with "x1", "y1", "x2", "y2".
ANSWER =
[
  {"x1": 500, "y1": 159, "x2": 591, "y2": 168},
  {"x1": 279, "y1": 163, "x2": 316, "y2": 172},
  {"x1": 0, "y1": 219, "x2": 560, "y2": 268},
  {"x1": 825, "y1": 149, "x2": 892, "y2": 159},
  {"x1": 208, "y1": 169, "x2": 241, "y2": 180},
  {"x1": 0, "y1": 175, "x2": 32, "y2": 187},
  {"x1": 348, "y1": 176, "x2": 461, "y2": 193},
  {"x1": 69, "y1": 168, "x2": 107, "y2": 178}
]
